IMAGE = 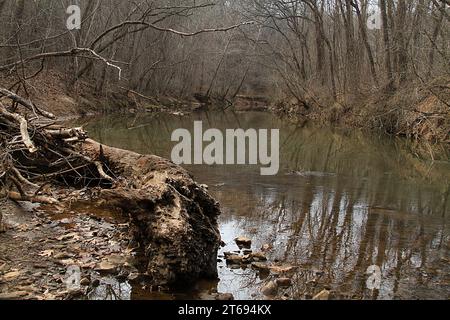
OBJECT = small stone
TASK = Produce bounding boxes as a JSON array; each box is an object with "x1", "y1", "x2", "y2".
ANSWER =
[
  {"x1": 91, "y1": 279, "x2": 100, "y2": 287},
  {"x1": 251, "y1": 252, "x2": 267, "y2": 262},
  {"x1": 261, "y1": 281, "x2": 278, "y2": 297},
  {"x1": 251, "y1": 262, "x2": 270, "y2": 271},
  {"x1": 95, "y1": 260, "x2": 116, "y2": 273},
  {"x1": 54, "y1": 252, "x2": 72, "y2": 260},
  {"x1": 225, "y1": 254, "x2": 243, "y2": 264},
  {"x1": 276, "y1": 278, "x2": 292, "y2": 287},
  {"x1": 80, "y1": 278, "x2": 90, "y2": 286},
  {"x1": 235, "y1": 236, "x2": 252, "y2": 248},
  {"x1": 269, "y1": 265, "x2": 297, "y2": 274},
  {"x1": 216, "y1": 293, "x2": 234, "y2": 301},
  {"x1": 127, "y1": 272, "x2": 140, "y2": 281}
]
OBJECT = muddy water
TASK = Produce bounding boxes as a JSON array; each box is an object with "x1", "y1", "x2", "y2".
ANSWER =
[{"x1": 78, "y1": 111, "x2": 450, "y2": 300}]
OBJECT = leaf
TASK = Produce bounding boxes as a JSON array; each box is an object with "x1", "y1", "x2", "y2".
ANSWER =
[
  {"x1": 57, "y1": 232, "x2": 79, "y2": 241},
  {"x1": 39, "y1": 249, "x2": 54, "y2": 257},
  {"x1": 3, "y1": 270, "x2": 21, "y2": 280}
]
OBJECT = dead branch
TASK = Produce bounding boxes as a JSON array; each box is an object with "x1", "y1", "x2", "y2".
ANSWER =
[
  {"x1": 0, "y1": 48, "x2": 122, "y2": 80},
  {"x1": 0, "y1": 88, "x2": 117, "y2": 205},
  {"x1": 0, "y1": 102, "x2": 37, "y2": 153}
]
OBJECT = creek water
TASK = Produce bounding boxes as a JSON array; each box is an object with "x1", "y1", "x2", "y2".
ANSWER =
[{"x1": 78, "y1": 110, "x2": 449, "y2": 300}]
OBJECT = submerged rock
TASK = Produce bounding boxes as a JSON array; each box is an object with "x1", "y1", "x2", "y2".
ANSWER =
[
  {"x1": 80, "y1": 278, "x2": 90, "y2": 286},
  {"x1": 261, "y1": 281, "x2": 278, "y2": 297},
  {"x1": 225, "y1": 254, "x2": 243, "y2": 264},
  {"x1": 250, "y1": 252, "x2": 267, "y2": 262},
  {"x1": 235, "y1": 237, "x2": 252, "y2": 248}
]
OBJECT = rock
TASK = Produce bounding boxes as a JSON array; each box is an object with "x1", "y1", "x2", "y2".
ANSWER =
[
  {"x1": 95, "y1": 260, "x2": 116, "y2": 273},
  {"x1": 261, "y1": 244, "x2": 273, "y2": 252},
  {"x1": 276, "y1": 278, "x2": 292, "y2": 287},
  {"x1": 269, "y1": 265, "x2": 298, "y2": 274},
  {"x1": 57, "y1": 232, "x2": 78, "y2": 241},
  {"x1": 80, "y1": 278, "x2": 90, "y2": 286},
  {"x1": 91, "y1": 279, "x2": 100, "y2": 287},
  {"x1": 225, "y1": 254, "x2": 243, "y2": 264},
  {"x1": 251, "y1": 252, "x2": 267, "y2": 262},
  {"x1": 216, "y1": 293, "x2": 234, "y2": 301},
  {"x1": 261, "y1": 281, "x2": 278, "y2": 297},
  {"x1": 251, "y1": 262, "x2": 271, "y2": 271},
  {"x1": 313, "y1": 289, "x2": 330, "y2": 300},
  {"x1": 54, "y1": 252, "x2": 72, "y2": 260},
  {"x1": 127, "y1": 272, "x2": 140, "y2": 281},
  {"x1": 235, "y1": 237, "x2": 252, "y2": 248}
]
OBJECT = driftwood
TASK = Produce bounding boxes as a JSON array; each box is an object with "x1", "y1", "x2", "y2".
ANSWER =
[{"x1": 82, "y1": 140, "x2": 221, "y2": 284}]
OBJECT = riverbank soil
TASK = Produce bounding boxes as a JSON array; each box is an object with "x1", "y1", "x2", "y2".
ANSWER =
[
  {"x1": 272, "y1": 77, "x2": 450, "y2": 146},
  {"x1": 0, "y1": 200, "x2": 135, "y2": 299},
  {"x1": 0, "y1": 70, "x2": 204, "y2": 118}
]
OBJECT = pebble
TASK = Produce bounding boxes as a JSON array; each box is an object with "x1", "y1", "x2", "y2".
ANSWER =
[
  {"x1": 80, "y1": 278, "x2": 90, "y2": 286},
  {"x1": 235, "y1": 236, "x2": 252, "y2": 248},
  {"x1": 276, "y1": 278, "x2": 292, "y2": 287},
  {"x1": 91, "y1": 279, "x2": 100, "y2": 287},
  {"x1": 216, "y1": 293, "x2": 234, "y2": 301},
  {"x1": 261, "y1": 281, "x2": 278, "y2": 297}
]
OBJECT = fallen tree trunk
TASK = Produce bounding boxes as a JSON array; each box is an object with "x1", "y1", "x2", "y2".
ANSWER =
[{"x1": 83, "y1": 139, "x2": 221, "y2": 284}]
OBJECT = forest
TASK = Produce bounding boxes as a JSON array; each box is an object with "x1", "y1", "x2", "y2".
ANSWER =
[{"x1": 0, "y1": 0, "x2": 449, "y2": 302}]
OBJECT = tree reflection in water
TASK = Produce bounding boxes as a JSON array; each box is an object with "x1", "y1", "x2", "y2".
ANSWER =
[{"x1": 78, "y1": 111, "x2": 449, "y2": 300}]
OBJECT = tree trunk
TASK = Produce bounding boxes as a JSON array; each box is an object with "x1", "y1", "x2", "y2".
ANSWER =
[{"x1": 380, "y1": 0, "x2": 394, "y2": 90}]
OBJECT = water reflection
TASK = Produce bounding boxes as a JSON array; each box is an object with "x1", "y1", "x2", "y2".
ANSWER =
[{"x1": 77, "y1": 111, "x2": 449, "y2": 300}]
